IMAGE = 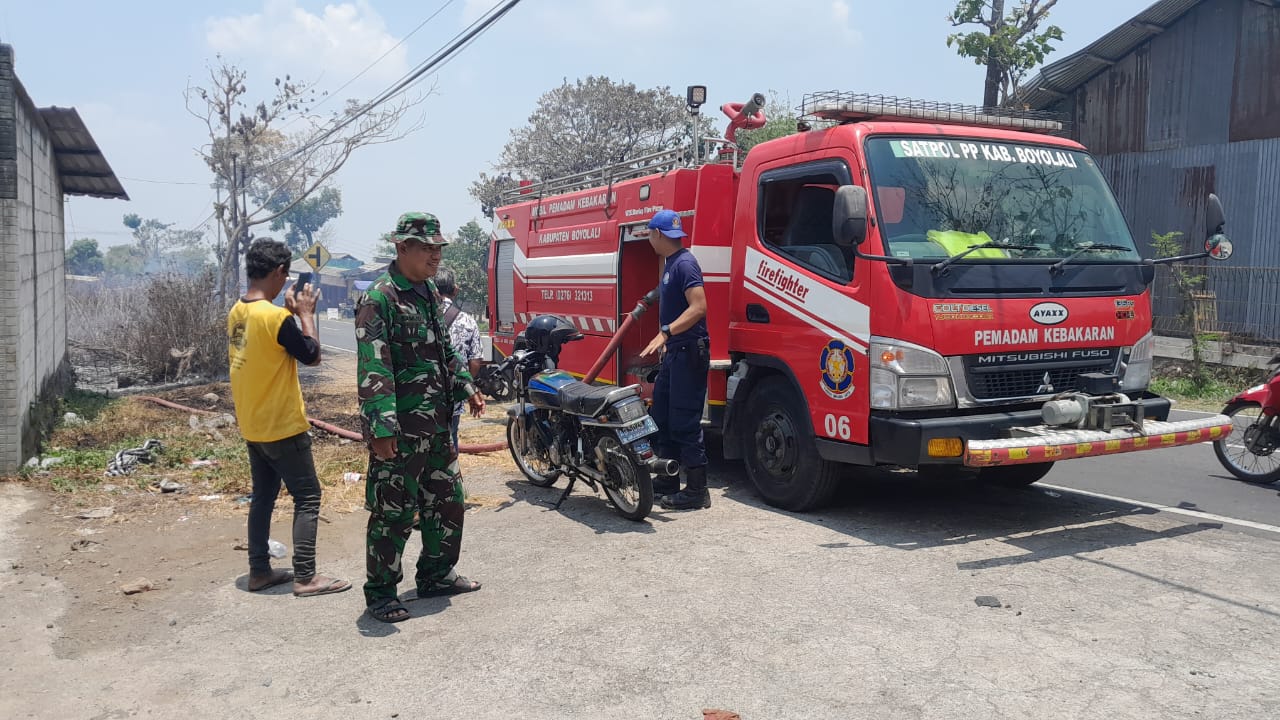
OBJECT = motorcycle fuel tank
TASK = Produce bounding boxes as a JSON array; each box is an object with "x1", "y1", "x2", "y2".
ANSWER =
[{"x1": 528, "y1": 369, "x2": 576, "y2": 409}]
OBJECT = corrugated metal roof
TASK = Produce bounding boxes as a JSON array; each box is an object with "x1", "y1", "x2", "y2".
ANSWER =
[
  {"x1": 36, "y1": 106, "x2": 128, "y2": 200},
  {"x1": 1020, "y1": 0, "x2": 1206, "y2": 110}
]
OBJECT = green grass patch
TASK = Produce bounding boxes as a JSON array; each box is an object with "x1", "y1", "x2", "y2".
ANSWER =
[
  {"x1": 61, "y1": 389, "x2": 116, "y2": 422},
  {"x1": 1150, "y1": 376, "x2": 1238, "y2": 412}
]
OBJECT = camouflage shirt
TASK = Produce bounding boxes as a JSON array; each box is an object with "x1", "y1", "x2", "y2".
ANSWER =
[{"x1": 356, "y1": 261, "x2": 477, "y2": 440}]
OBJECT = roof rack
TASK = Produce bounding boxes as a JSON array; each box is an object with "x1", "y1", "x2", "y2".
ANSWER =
[
  {"x1": 497, "y1": 147, "x2": 689, "y2": 206},
  {"x1": 798, "y1": 91, "x2": 1068, "y2": 134}
]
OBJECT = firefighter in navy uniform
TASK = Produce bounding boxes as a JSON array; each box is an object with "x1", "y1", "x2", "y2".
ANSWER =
[{"x1": 639, "y1": 209, "x2": 711, "y2": 510}]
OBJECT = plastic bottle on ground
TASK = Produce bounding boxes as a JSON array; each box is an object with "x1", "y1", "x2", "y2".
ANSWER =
[{"x1": 267, "y1": 539, "x2": 287, "y2": 559}]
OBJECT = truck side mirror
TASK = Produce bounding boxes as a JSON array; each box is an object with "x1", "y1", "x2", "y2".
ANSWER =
[
  {"x1": 833, "y1": 185, "x2": 869, "y2": 246},
  {"x1": 1205, "y1": 193, "x2": 1232, "y2": 261},
  {"x1": 1206, "y1": 193, "x2": 1225, "y2": 237}
]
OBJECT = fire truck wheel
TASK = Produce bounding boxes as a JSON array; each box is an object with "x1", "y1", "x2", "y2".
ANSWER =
[
  {"x1": 977, "y1": 462, "x2": 1055, "y2": 487},
  {"x1": 742, "y1": 378, "x2": 840, "y2": 512}
]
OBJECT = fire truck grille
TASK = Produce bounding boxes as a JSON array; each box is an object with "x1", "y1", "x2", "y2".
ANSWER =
[{"x1": 964, "y1": 362, "x2": 1116, "y2": 400}]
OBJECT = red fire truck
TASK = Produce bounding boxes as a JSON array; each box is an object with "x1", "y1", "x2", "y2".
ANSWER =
[{"x1": 485, "y1": 90, "x2": 1235, "y2": 511}]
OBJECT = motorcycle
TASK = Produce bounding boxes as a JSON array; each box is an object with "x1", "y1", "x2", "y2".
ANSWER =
[
  {"x1": 1213, "y1": 352, "x2": 1280, "y2": 483},
  {"x1": 474, "y1": 357, "x2": 517, "y2": 402},
  {"x1": 505, "y1": 314, "x2": 677, "y2": 520}
]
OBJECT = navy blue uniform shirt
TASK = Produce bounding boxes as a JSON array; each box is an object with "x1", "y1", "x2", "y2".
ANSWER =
[{"x1": 659, "y1": 248, "x2": 708, "y2": 345}]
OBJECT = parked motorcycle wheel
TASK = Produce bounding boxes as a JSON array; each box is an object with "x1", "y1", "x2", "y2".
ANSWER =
[
  {"x1": 1213, "y1": 401, "x2": 1280, "y2": 483},
  {"x1": 507, "y1": 415, "x2": 559, "y2": 487},
  {"x1": 596, "y1": 436, "x2": 653, "y2": 521}
]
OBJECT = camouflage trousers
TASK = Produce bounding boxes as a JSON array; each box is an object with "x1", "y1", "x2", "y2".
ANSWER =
[{"x1": 363, "y1": 433, "x2": 464, "y2": 605}]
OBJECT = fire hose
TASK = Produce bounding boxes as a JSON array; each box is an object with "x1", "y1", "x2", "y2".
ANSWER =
[
  {"x1": 584, "y1": 287, "x2": 659, "y2": 384},
  {"x1": 136, "y1": 396, "x2": 507, "y2": 454},
  {"x1": 137, "y1": 288, "x2": 659, "y2": 454}
]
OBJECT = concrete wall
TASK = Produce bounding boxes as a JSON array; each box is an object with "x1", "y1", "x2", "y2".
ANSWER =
[{"x1": 0, "y1": 45, "x2": 69, "y2": 474}]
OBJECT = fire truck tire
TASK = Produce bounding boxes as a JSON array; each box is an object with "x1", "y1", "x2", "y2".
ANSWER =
[
  {"x1": 977, "y1": 462, "x2": 1055, "y2": 487},
  {"x1": 742, "y1": 378, "x2": 840, "y2": 511}
]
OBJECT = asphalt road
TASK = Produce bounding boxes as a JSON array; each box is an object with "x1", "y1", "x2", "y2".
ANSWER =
[
  {"x1": 316, "y1": 316, "x2": 358, "y2": 354},
  {"x1": 316, "y1": 313, "x2": 1279, "y2": 533}
]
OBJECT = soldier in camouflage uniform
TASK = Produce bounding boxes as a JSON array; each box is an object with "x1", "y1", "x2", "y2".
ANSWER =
[{"x1": 356, "y1": 211, "x2": 486, "y2": 623}]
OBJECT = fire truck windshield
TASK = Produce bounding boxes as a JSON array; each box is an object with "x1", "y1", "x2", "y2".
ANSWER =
[{"x1": 864, "y1": 137, "x2": 1139, "y2": 265}]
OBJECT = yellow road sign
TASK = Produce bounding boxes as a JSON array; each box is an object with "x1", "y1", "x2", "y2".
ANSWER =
[{"x1": 301, "y1": 242, "x2": 331, "y2": 272}]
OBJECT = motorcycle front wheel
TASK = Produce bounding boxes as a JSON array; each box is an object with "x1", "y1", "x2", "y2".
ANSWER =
[
  {"x1": 507, "y1": 415, "x2": 558, "y2": 487},
  {"x1": 1213, "y1": 401, "x2": 1280, "y2": 483},
  {"x1": 597, "y1": 435, "x2": 653, "y2": 521}
]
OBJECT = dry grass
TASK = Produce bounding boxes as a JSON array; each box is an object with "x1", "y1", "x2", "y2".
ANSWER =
[{"x1": 13, "y1": 352, "x2": 513, "y2": 519}]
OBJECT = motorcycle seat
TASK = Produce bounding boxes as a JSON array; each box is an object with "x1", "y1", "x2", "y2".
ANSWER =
[{"x1": 557, "y1": 382, "x2": 637, "y2": 417}]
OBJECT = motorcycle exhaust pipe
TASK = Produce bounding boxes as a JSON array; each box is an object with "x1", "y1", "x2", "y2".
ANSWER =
[{"x1": 646, "y1": 457, "x2": 680, "y2": 476}]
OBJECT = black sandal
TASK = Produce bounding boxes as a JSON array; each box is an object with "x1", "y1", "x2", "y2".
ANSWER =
[
  {"x1": 367, "y1": 598, "x2": 410, "y2": 623},
  {"x1": 418, "y1": 575, "x2": 482, "y2": 598}
]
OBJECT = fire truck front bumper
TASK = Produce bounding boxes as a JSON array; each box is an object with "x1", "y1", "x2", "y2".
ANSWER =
[
  {"x1": 868, "y1": 396, "x2": 1232, "y2": 468},
  {"x1": 962, "y1": 415, "x2": 1232, "y2": 467}
]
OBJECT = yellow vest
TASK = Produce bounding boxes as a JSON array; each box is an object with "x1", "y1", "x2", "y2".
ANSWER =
[
  {"x1": 926, "y1": 230, "x2": 1010, "y2": 259},
  {"x1": 227, "y1": 300, "x2": 310, "y2": 443}
]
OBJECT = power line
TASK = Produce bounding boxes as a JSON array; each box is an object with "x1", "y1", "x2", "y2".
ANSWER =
[
  {"x1": 308, "y1": 0, "x2": 458, "y2": 115},
  {"x1": 118, "y1": 176, "x2": 206, "y2": 186},
  {"x1": 263, "y1": 0, "x2": 523, "y2": 172}
]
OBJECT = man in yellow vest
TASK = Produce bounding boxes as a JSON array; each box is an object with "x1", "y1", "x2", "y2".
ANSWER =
[{"x1": 227, "y1": 238, "x2": 350, "y2": 597}]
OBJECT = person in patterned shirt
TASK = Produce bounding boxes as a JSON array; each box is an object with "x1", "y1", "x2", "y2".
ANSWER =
[
  {"x1": 433, "y1": 266, "x2": 486, "y2": 451},
  {"x1": 354, "y1": 211, "x2": 485, "y2": 624}
]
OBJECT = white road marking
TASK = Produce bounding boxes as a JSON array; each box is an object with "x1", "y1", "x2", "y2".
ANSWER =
[
  {"x1": 1039, "y1": 482, "x2": 1280, "y2": 535},
  {"x1": 321, "y1": 343, "x2": 356, "y2": 354}
]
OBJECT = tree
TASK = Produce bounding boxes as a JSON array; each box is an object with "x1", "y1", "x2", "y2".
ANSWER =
[
  {"x1": 947, "y1": 0, "x2": 1064, "y2": 108},
  {"x1": 65, "y1": 238, "x2": 104, "y2": 276},
  {"x1": 265, "y1": 185, "x2": 342, "y2": 253},
  {"x1": 444, "y1": 220, "x2": 490, "y2": 313},
  {"x1": 122, "y1": 214, "x2": 206, "y2": 266},
  {"x1": 372, "y1": 232, "x2": 396, "y2": 259},
  {"x1": 103, "y1": 244, "x2": 145, "y2": 278},
  {"x1": 187, "y1": 58, "x2": 422, "y2": 305},
  {"x1": 469, "y1": 76, "x2": 713, "y2": 217}
]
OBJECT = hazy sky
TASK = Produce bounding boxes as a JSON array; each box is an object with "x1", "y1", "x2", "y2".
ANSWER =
[{"x1": 1, "y1": 0, "x2": 1159, "y2": 260}]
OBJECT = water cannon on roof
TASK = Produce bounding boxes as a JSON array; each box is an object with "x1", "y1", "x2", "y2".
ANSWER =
[{"x1": 721, "y1": 92, "x2": 768, "y2": 144}]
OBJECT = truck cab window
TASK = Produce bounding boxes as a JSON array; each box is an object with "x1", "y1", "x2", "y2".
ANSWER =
[{"x1": 758, "y1": 165, "x2": 854, "y2": 283}]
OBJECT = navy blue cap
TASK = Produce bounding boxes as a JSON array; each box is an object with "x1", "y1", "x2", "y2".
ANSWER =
[{"x1": 647, "y1": 209, "x2": 687, "y2": 239}]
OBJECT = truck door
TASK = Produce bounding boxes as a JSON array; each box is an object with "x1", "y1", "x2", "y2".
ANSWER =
[{"x1": 736, "y1": 158, "x2": 872, "y2": 445}]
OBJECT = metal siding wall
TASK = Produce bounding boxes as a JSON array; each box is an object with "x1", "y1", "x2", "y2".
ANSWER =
[
  {"x1": 1075, "y1": 46, "x2": 1149, "y2": 156},
  {"x1": 1230, "y1": 0, "x2": 1280, "y2": 142},
  {"x1": 1100, "y1": 139, "x2": 1280, "y2": 341},
  {"x1": 1145, "y1": 0, "x2": 1238, "y2": 151}
]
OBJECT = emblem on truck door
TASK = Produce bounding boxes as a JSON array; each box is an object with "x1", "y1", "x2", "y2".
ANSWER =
[{"x1": 820, "y1": 340, "x2": 856, "y2": 400}]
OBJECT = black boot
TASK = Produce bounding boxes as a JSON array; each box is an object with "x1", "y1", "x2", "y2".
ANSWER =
[
  {"x1": 661, "y1": 465, "x2": 710, "y2": 510},
  {"x1": 652, "y1": 473, "x2": 680, "y2": 498}
]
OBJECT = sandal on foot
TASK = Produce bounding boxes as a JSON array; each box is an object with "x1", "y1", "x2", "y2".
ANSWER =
[
  {"x1": 367, "y1": 598, "x2": 410, "y2": 623},
  {"x1": 248, "y1": 568, "x2": 294, "y2": 592},
  {"x1": 418, "y1": 575, "x2": 482, "y2": 598},
  {"x1": 293, "y1": 575, "x2": 351, "y2": 598}
]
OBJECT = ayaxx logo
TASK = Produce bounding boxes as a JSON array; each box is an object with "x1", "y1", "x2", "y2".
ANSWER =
[{"x1": 1029, "y1": 302, "x2": 1068, "y2": 326}]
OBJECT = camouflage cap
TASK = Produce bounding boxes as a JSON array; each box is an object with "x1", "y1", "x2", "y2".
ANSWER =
[{"x1": 392, "y1": 211, "x2": 448, "y2": 245}]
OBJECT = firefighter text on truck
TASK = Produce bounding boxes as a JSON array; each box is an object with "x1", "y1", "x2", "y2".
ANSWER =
[{"x1": 487, "y1": 89, "x2": 1236, "y2": 512}]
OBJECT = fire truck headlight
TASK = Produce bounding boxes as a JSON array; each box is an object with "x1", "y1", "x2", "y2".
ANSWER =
[
  {"x1": 871, "y1": 368, "x2": 897, "y2": 409},
  {"x1": 871, "y1": 339, "x2": 950, "y2": 375},
  {"x1": 869, "y1": 338, "x2": 956, "y2": 410},
  {"x1": 1119, "y1": 331, "x2": 1154, "y2": 393},
  {"x1": 899, "y1": 378, "x2": 955, "y2": 408}
]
